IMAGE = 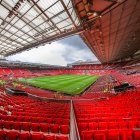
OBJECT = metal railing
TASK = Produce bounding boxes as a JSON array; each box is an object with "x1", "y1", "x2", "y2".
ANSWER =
[{"x1": 70, "y1": 100, "x2": 80, "y2": 140}]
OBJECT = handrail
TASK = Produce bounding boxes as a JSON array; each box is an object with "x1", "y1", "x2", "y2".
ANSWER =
[
  {"x1": 28, "y1": 93, "x2": 70, "y2": 103},
  {"x1": 70, "y1": 100, "x2": 80, "y2": 140}
]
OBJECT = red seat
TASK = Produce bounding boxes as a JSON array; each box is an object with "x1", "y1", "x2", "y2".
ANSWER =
[
  {"x1": 109, "y1": 122, "x2": 118, "y2": 129},
  {"x1": 30, "y1": 117, "x2": 39, "y2": 123},
  {"x1": 12, "y1": 122, "x2": 21, "y2": 130},
  {"x1": 18, "y1": 132, "x2": 30, "y2": 140},
  {"x1": 21, "y1": 122, "x2": 30, "y2": 131},
  {"x1": 62, "y1": 119, "x2": 69, "y2": 125},
  {"x1": 0, "y1": 120, "x2": 3, "y2": 129},
  {"x1": 121, "y1": 129, "x2": 133, "y2": 140},
  {"x1": 79, "y1": 123, "x2": 88, "y2": 131},
  {"x1": 8, "y1": 116, "x2": 16, "y2": 121},
  {"x1": 30, "y1": 132, "x2": 43, "y2": 140},
  {"x1": 38, "y1": 117, "x2": 46, "y2": 123},
  {"x1": 94, "y1": 130, "x2": 106, "y2": 140},
  {"x1": 46, "y1": 118, "x2": 52, "y2": 123},
  {"x1": 31, "y1": 123, "x2": 40, "y2": 131},
  {"x1": 3, "y1": 121, "x2": 13, "y2": 129},
  {"x1": 40, "y1": 123, "x2": 49, "y2": 132},
  {"x1": 54, "y1": 118, "x2": 61, "y2": 124},
  {"x1": 134, "y1": 130, "x2": 140, "y2": 140},
  {"x1": 81, "y1": 131, "x2": 93, "y2": 140},
  {"x1": 23, "y1": 116, "x2": 30, "y2": 122},
  {"x1": 99, "y1": 122, "x2": 108, "y2": 130},
  {"x1": 128, "y1": 121, "x2": 137, "y2": 128},
  {"x1": 16, "y1": 116, "x2": 23, "y2": 122},
  {"x1": 43, "y1": 135, "x2": 55, "y2": 140},
  {"x1": 56, "y1": 135, "x2": 69, "y2": 140},
  {"x1": 119, "y1": 121, "x2": 128, "y2": 129},
  {"x1": 88, "y1": 122, "x2": 98, "y2": 130},
  {"x1": 60, "y1": 125, "x2": 69, "y2": 134},
  {"x1": 1, "y1": 115, "x2": 9, "y2": 120},
  {"x1": 0, "y1": 130, "x2": 6, "y2": 140},
  {"x1": 50, "y1": 124, "x2": 59, "y2": 133},
  {"x1": 107, "y1": 130, "x2": 120, "y2": 140},
  {"x1": 7, "y1": 130, "x2": 19, "y2": 140},
  {"x1": 137, "y1": 121, "x2": 140, "y2": 128}
]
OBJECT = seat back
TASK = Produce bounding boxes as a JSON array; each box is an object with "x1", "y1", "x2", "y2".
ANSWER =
[{"x1": 7, "y1": 130, "x2": 19, "y2": 140}]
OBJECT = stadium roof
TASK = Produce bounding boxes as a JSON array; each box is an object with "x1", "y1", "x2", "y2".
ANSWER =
[
  {"x1": 0, "y1": 0, "x2": 81, "y2": 56},
  {"x1": 77, "y1": 0, "x2": 140, "y2": 63},
  {"x1": 0, "y1": 0, "x2": 140, "y2": 64}
]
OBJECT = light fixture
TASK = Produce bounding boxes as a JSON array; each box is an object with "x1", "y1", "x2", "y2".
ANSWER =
[
  {"x1": 93, "y1": 12, "x2": 98, "y2": 17},
  {"x1": 100, "y1": 44, "x2": 103, "y2": 47},
  {"x1": 100, "y1": 31, "x2": 103, "y2": 35}
]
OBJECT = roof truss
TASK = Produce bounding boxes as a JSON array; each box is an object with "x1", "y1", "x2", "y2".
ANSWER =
[{"x1": 0, "y1": 0, "x2": 81, "y2": 56}]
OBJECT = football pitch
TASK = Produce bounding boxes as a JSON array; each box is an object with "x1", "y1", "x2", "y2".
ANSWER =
[{"x1": 18, "y1": 75, "x2": 99, "y2": 95}]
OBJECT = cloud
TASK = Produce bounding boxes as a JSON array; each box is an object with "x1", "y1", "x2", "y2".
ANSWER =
[
  {"x1": 6, "y1": 35, "x2": 98, "y2": 66},
  {"x1": 7, "y1": 42, "x2": 67, "y2": 66},
  {"x1": 58, "y1": 35, "x2": 87, "y2": 50}
]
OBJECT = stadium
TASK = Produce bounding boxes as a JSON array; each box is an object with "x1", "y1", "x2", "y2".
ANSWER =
[{"x1": 0, "y1": 0, "x2": 140, "y2": 140}]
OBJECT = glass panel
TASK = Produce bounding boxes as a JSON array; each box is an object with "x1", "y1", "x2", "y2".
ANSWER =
[{"x1": 0, "y1": 0, "x2": 80, "y2": 55}]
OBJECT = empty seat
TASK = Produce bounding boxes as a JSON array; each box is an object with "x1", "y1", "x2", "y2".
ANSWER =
[
  {"x1": 18, "y1": 132, "x2": 30, "y2": 140},
  {"x1": 43, "y1": 135, "x2": 55, "y2": 140},
  {"x1": 7, "y1": 130, "x2": 19, "y2": 140},
  {"x1": 99, "y1": 122, "x2": 108, "y2": 130},
  {"x1": 21, "y1": 122, "x2": 30, "y2": 131},
  {"x1": 23, "y1": 116, "x2": 30, "y2": 122},
  {"x1": 121, "y1": 129, "x2": 133, "y2": 140},
  {"x1": 54, "y1": 118, "x2": 61, "y2": 124},
  {"x1": 3, "y1": 121, "x2": 13, "y2": 129},
  {"x1": 0, "y1": 130, "x2": 6, "y2": 140},
  {"x1": 128, "y1": 121, "x2": 137, "y2": 128},
  {"x1": 38, "y1": 117, "x2": 46, "y2": 123},
  {"x1": 107, "y1": 130, "x2": 120, "y2": 140},
  {"x1": 46, "y1": 118, "x2": 52, "y2": 123},
  {"x1": 40, "y1": 123, "x2": 49, "y2": 132},
  {"x1": 88, "y1": 122, "x2": 98, "y2": 130},
  {"x1": 79, "y1": 123, "x2": 88, "y2": 131},
  {"x1": 8, "y1": 116, "x2": 16, "y2": 121},
  {"x1": 30, "y1": 117, "x2": 39, "y2": 123},
  {"x1": 62, "y1": 119, "x2": 69, "y2": 125},
  {"x1": 12, "y1": 122, "x2": 21, "y2": 130},
  {"x1": 94, "y1": 130, "x2": 106, "y2": 140},
  {"x1": 60, "y1": 125, "x2": 69, "y2": 134},
  {"x1": 109, "y1": 122, "x2": 118, "y2": 129},
  {"x1": 56, "y1": 135, "x2": 69, "y2": 140},
  {"x1": 31, "y1": 123, "x2": 40, "y2": 131},
  {"x1": 81, "y1": 131, "x2": 93, "y2": 140},
  {"x1": 119, "y1": 121, "x2": 128, "y2": 129},
  {"x1": 0, "y1": 120, "x2": 3, "y2": 129},
  {"x1": 16, "y1": 116, "x2": 23, "y2": 122},
  {"x1": 134, "y1": 130, "x2": 140, "y2": 140},
  {"x1": 50, "y1": 124, "x2": 59, "y2": 133},
  {"x1": 30, "y1": 132, "x2": 43, "y2": 140},
  {"x1": 137, "y1": 121, "x2": 140, "y2": 128}
]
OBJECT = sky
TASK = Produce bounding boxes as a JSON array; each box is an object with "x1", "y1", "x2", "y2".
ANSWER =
[{"x1": 6, "y1": 35, "x2": 98, "y2": 66}]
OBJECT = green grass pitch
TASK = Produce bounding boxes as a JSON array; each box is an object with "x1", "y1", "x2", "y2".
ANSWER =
[{"x1": 17, "y1": 74, "x2": 99, "y2": 95}]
